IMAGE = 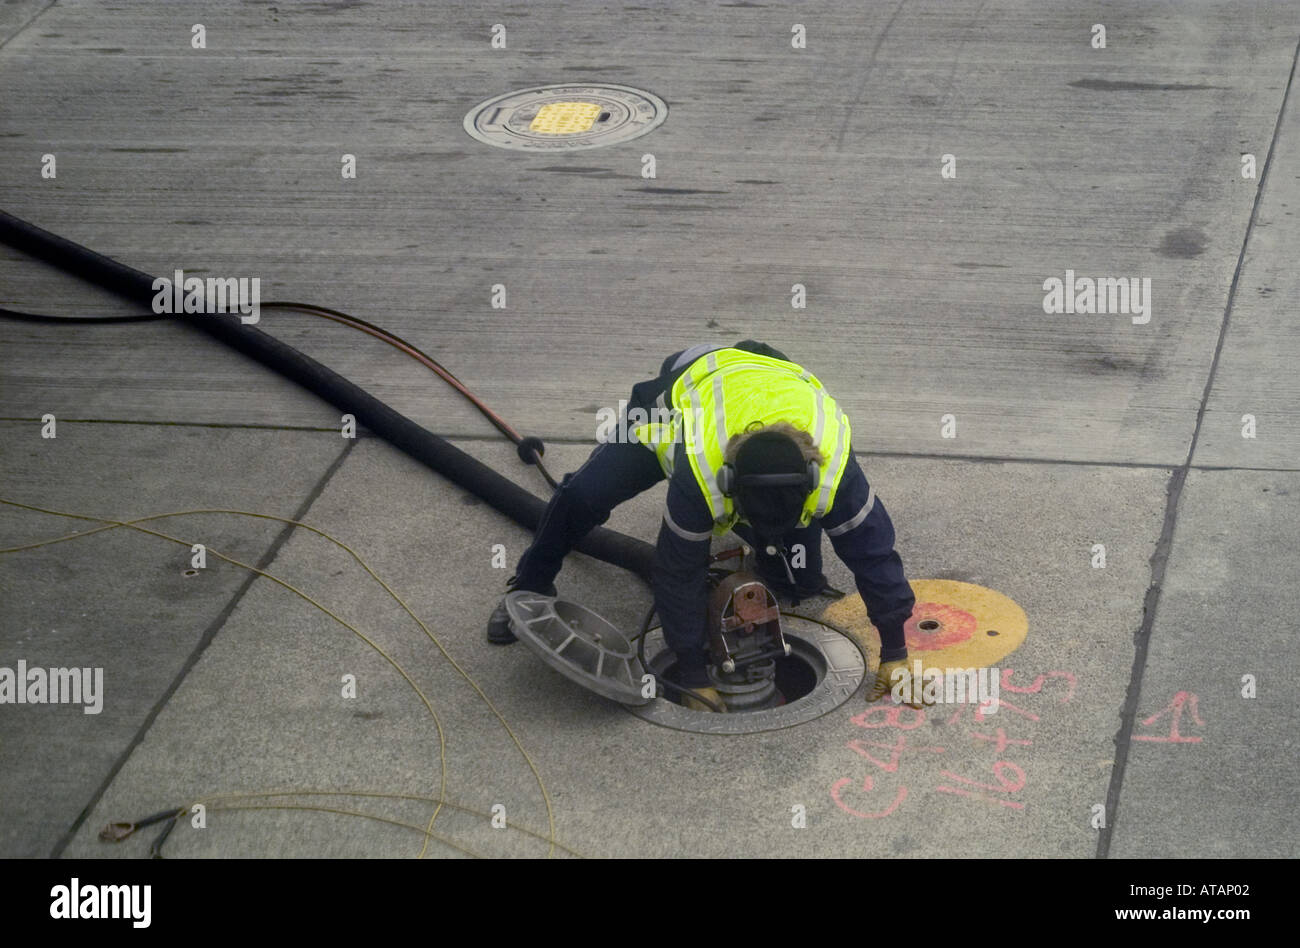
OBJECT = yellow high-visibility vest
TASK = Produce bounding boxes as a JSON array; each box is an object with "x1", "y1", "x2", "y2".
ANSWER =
[{"x1": 632, "y1": 348, "x2": 852, "y2": 535}]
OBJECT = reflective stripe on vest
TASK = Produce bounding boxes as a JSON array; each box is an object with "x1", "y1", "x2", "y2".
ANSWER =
[{"x1": 634, "y1": 348, "x2": 852, "y2": 535}]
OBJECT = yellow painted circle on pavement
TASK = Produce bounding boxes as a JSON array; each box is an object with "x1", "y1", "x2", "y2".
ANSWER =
[{"x1": 818, "y1": 579, "x2": 1028, "y2": 669}]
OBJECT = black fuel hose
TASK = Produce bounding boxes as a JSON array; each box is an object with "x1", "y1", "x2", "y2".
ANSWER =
[{"x1": 0, "y1": 210, "x2": 655, "y2": 583}]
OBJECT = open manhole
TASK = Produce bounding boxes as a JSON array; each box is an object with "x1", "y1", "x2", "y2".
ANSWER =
[
  {"x1": 629, "y1": 614, "x2": 866, "y2": 735},
  {"x1": 463, "y1": 83, "x2": 667, "y2": 151}
]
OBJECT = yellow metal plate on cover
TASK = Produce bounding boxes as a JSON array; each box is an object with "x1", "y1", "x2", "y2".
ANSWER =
[
  {"x1": 818, "y1": 579, "x2": 1028, "y2": 670},
  {"x1": 529, "y1": 101, "x2": 603, "y2": 134}
]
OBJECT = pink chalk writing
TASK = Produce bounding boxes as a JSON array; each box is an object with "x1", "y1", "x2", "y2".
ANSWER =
[
  {"x1": 972, "y1": 727, "x2": 1032, "y2": 754},
  {"x1": 1001, "y1": 668, "x2": 1076, "y2": 703},
  {"x1": 831, "y1": 775, "x2": 909, "y2": 819},
  {"x1": 943, "y1": 694, "x2": 1038, "y2": 725},
  {"x1": 831, "y1": 668, "x2": 1079, "y2": 822},
  {"x1": 1133, "y1": 690, "x2": 1204, "y2": 743},
  {"x1": 936, "y1": 761, "x2": 1027, "y2": 810},
  {"x1": 847, "y1": 733, "x2": 945, "y2": 772}
]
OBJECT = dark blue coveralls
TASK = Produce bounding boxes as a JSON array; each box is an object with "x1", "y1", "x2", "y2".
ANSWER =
[{"x1": 509, "y1": 342, "x2": 915, "y2": 687}]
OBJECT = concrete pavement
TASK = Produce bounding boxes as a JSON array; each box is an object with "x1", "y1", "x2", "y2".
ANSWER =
[{"x1": 2, "y1": 0, "x2": 1297, "y2": 858}]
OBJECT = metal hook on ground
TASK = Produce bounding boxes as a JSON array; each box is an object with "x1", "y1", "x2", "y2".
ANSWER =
[{"x1": 98, "y1": 807, "x2": 186, "y2": 847}]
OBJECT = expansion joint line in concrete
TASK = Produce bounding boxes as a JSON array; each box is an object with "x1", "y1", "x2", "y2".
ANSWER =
[
  {"x1": 1096, "y1": 28, "x2": 1300, "y2": 859},
  {"x1": 0, "y1": 0, "x2": 57, "y2": 55},
  {"x1": 46, "y1": 438, "x2": 358, "y2": 858},
  {"x1": 3, "y1": 449, "x2": 570, "y2": 857},
  {"x1": 0, "y1": 416, "x2": 358, "y2": 435},
  {"x1": 6, "y1": 421, "x2": 1300, "y2": 474}
]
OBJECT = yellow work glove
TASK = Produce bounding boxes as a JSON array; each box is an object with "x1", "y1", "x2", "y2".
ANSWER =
[
  {"x1": 867, "y1": 659, "x2": 934, "y2": 709},
  {"x1": 682, "y1": 685, "x2": 727, "y2": 713}
]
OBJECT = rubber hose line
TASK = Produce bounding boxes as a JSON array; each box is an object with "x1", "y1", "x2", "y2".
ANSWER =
[{"x1": 0, "y1": 210, "x2": 655, "y2": 583}]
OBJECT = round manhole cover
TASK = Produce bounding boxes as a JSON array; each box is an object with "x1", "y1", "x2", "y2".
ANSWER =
[
  {"x1": 504, "y1": 591, "x2": 653, "y2": 705},
  {"x1": 627, "y1": 614, "x2": 866, "y2": 735},
  {"x1": 463, "y1": 83, "x2": 667, "y2": 151}
]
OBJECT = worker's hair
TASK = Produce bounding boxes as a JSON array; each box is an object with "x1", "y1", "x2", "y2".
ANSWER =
[{"x1": 724, "y1": 420, "x2": 824, "y2": 467}]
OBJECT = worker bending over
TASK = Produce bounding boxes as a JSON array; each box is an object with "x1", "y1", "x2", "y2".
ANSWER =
[{"x1": 487, "y1": 341, "x2": 926, "y2": 711}]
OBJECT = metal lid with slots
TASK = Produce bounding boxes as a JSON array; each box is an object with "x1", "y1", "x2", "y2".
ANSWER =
[{"x1": 504, "y1": 591, "x2": 653, "y2": 705}]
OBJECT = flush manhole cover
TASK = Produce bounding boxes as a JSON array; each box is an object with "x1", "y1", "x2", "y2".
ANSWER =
[{"x1": 463, "y1": 83, "x2": 667, "y2": 151}]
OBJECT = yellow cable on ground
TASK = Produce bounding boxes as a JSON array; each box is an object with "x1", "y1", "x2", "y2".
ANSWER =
[
  {"x1": 206, "y1": 802, "x2": 485, "y2": 858},
  {"x1": 0, "y1": 498, "x2": 563, "y2": 858},
  {"x1": 191, "y1": 789, "x2": 583, "y2": 856}
]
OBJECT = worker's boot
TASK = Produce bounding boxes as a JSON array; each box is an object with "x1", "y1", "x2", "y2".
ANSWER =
[{"x1": 486, "y1": 582, "x2": 557, "y2": 645}]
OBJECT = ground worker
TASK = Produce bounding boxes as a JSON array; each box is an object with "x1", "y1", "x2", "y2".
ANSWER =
[{"x1": 486, "y1": 341, "x2": 928, "y2": 711}]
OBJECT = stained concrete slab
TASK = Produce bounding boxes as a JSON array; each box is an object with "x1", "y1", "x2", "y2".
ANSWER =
[
  {"x1": 58, "y1": 439, "x2": 1168, "y2": 858},
  {"x1": 1193, "y1": 53, "x2": 1300, "y2": 471},
  {"x1": 3, "y1": 1, "x2": 1299, "y2": 464},
  {"x1": 1111, "y1": 469, "x2": 1300, "y2": 858},
  {"x1": 0, "y1": 422, "x2": 346, "y2": 857}
]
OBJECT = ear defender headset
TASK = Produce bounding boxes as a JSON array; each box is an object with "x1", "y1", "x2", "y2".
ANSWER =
[
  {"x1": 716, "y1": 428, "x2": 820, "y2": 518},
  {"x1": 717, "y1": 430, "x2": 819, "y2": 569},
  {"x1": 716, "y1": 458, "x2": 819, "y2": 497}
]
